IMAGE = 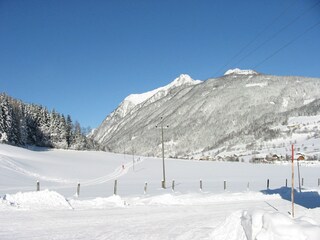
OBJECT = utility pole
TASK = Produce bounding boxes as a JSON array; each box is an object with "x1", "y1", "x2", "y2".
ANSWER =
[
  {"x1": 132, "y1": 145, "x2": 135, "y2": 171},
  {"x1": 297, "y1": 154, "x2": 304, "y2": 193},
  {"x1": 291, "y1": 144, "x2": 295, "y2": 218},
  {"x1": 123, "y1": 144, "x2": 126, "y2": 162},
  {"x1": 156, "y1": 117, "x2": 169, "y2": 189}
]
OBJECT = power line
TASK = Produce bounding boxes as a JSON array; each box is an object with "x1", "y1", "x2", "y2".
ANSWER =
[
  {"x1": 214, "y1": 0, "x2": 297, "y2": 76},
  {"x1": 253, "y1": 19, "x2": 320, "y2": 69},
  {"x1": 232, "y1": 0, "x2": 320, "y2": 68}
]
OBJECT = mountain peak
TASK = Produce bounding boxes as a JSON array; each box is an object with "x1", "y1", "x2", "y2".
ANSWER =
[
  {"x1": 124, "y1": 74, "x2": 201, "y2": 106},
  {"x1": 224, "y1": 68, "x2": 258, "y2": 76},
  {"x1": 167, "y1": 74, "x2": 201, "y2": 88}
]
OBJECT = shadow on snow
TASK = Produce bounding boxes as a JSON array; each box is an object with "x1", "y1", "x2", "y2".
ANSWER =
[{"x1": 261, "y1": 187, "x2": 320, "y2": 209}]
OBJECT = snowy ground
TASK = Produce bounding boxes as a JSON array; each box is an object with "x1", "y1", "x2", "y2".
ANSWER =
[{"x1": 0, "y1": 143, "x2": 320, "y2": 239}]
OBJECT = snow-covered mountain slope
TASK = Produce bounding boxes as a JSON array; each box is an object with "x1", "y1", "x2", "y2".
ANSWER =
[
  {"x1": 125, "y1": 74, "x2": 201, "y2": 106},
  {"x1": 93, "y1": 74, "x2": 201, "y2": 144},
  {"x1": 93, "y1": 70, "x2": 320, "y2": 158}
]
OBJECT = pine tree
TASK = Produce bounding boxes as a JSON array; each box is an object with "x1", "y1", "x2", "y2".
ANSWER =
[
  {"x1": 0, "y1": 94, "x2": 8, "y2": 142},
  {"x1": 18, "y1": 103, "x2": 28, "y2": 145},
  {"x1": 66, "y1": 115, "x2": 72, "y2": 148},
  {"x1": 71, "y1": 121, "x2": 87, "y2": 150},
  {"x1": 1, "y1": 95, "x2": 13, "y2": 143},
  {"x1": 58, "y1": 114, "x2": 68, "y2": 148}
]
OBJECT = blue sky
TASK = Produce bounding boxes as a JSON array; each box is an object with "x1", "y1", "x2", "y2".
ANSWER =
[{"x1": 0, "y1": 0, "x2": 319, "y2": 128}]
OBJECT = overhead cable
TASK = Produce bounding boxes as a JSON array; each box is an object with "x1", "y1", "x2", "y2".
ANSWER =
[
  {"x1": 214, "y1": 0, "x2": 297, "y2": 76},
  {"x1": 232, "y1": 0, "x2": 320, "y2": 68},
  {"x1": 254, "y1": 19, "x2": 320, "y2": 69}
]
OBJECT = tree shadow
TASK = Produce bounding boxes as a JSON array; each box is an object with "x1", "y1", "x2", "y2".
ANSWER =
[
  {"x1": 25, "y1": 145, "x2": 52, "y2": 152},
  {"x1": 261, "y1": 187, "x2": 320, "y2": 209}
]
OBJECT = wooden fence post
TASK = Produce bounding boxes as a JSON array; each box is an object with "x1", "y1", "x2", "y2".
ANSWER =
[
  {"x1": 114, "y1": 180, "x2": 118, "y2": 195},
  {"x1": 267, "y1": 179, "x2": 270, "y2": 189},
  {"x1": 224, "y1": 180, "x2": 227, "y2": 191},
  {"x1": 171, "y1": 179, "x2": 175, "y2": 192},
  {"x1": 247, "y1": 182, "x2": 250, "y2": 190},
  {"x1": 200, "y1": 179, "x2": 203, "y2": 191},
  {"x1": 286, "y1": 179, "x2": 288, "y2": 187},
  {"x1": 37, "y1": 181, "x2": 40, "y2": 191},
  {"x1": 77, "y1": 183, "x2": 80, "y2": 197},
  {"x1": 302, "y1": 178, "x2": 304, "y2": 187},
  {"x1": 144, "y1": 182, "x2": 148, "y2": 194}
]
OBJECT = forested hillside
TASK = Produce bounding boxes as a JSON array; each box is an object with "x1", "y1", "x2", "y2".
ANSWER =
[{"x1": 0, "y1": 93, "x2": 101, "y2": 150}]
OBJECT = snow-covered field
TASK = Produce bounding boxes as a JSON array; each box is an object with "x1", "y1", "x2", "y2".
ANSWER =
[{"x1": 0, "y1": 143, "x2": 320, "y2": 239}]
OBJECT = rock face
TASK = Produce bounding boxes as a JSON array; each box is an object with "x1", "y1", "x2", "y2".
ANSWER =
[{"x1": 92, "y1": 70, "x2": 320, "y2": 158}]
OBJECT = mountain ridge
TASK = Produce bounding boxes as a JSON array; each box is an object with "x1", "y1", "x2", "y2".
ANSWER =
[
  {"x1": 92, "y1": 70, "x2": 320, "y2": 158},
  {"x1": 93, "y1": 74, "x2": 201, "y2": 143}
]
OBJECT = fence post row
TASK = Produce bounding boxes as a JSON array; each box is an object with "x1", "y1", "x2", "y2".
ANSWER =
[{"x1": 33, "y1": 177, "x2": 320, "y2": 196}]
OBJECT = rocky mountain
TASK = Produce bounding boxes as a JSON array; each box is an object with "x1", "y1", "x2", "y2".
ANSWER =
[
  {"x1": 92, "y1": 69, "x2": 320, "y2": 158},
  {"x1": 93, "y1": 74, "x2": 201, "y2": 144}
]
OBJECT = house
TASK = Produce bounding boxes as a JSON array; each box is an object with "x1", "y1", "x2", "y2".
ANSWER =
[{"x1": 271, "y1": 154, "x2": 280, "y2": 161}]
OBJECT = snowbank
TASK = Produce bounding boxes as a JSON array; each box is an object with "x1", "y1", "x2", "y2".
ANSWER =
[
  {"x1": 211, "y1": 210, "x2": 320, "y2": 240},
  {"x1": 132, "y1": 192, "x2": 280, "y2": 206},
  {"x1": 1, "y1": 191, "x2": 280, "y2": 210},
  {"x1": 69, "y1": 195, "x2": 128, "y2": 209},
  {"x1": 1, "y1": 190, "x2": 72, "y2": 210}
]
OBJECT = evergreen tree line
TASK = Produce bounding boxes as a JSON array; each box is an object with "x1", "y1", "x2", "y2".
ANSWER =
[{"x1": 0, "y1": 93, "x2": 102, "y2": 150}]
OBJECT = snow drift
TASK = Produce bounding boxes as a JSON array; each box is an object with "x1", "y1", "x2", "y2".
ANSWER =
[{"x1": 212, "y1": 210, "x2": 320, "y2": 240}]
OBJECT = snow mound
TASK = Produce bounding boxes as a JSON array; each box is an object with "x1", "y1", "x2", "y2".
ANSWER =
[
  {"x1": 210, "y1": 211, "x2": 247, "y2": 240},
  {"x1": 131, "y1": 192, "x2": 280, "y2": 206},
  {"x1": 224, "y1": 68, "x2": 258, "y2": 76},
  {"x1": 212, "y1": 210, "x2": 320, "y2": 240},
  {"x1": 1, "y1": 190, "x2": 72, "y2": 210}
]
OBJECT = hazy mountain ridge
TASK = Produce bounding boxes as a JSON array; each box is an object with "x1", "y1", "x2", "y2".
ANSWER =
[{"x1": 93, "y1": 70, "x2": 320, "y2": 158}]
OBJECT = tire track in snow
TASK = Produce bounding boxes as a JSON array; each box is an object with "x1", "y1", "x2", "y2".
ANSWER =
[
  {"x1": 0, "y1": 154, "x2": 73, "y2": 184},
  {"x1": 0, "y1": 153, "x2": 143, "y2": 189},
  {"x1": 81, "y1": 158, "x2": 143, "y2": 187}
]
